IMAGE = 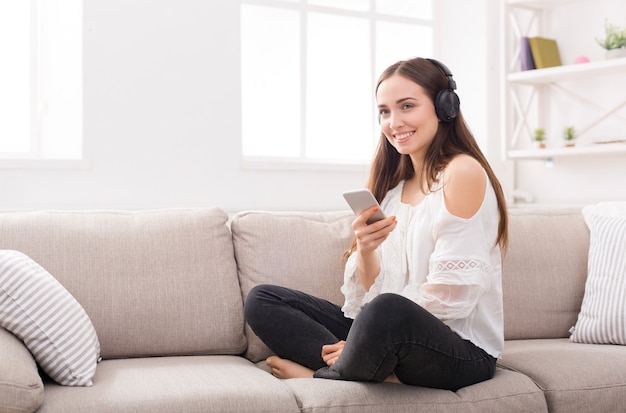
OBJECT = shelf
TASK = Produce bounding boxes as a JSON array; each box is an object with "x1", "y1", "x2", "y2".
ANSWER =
[
  {"x1": 502, "y1": 0, "x2": 626, "y2": 163},
  {"x1": 508, "y1": 143, "x2": 626, "y2": 160},
  {"x1": 507, "y1": 0, "x2": 580, "y2": 10},
  {"x1": 508, "y1": 58, "x2": 626, "y2": 84}
]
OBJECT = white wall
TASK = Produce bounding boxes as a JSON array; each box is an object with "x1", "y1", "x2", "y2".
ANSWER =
[
  {"x1": 0, "y1": 0, "x2": 622, "y2": 212},
  {"x1": 2, "y1": 0, "x2": 369, "y2": 212},
  {"x1": 437, "y1": 0, "x2": 513, "y2": 198}
]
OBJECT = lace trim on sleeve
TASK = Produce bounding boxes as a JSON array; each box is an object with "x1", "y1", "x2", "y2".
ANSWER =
[
  {"x1": 429, "y1": 259, "x2": 491, "y2": 276},
  {"x1": 397, "y1": 258, "x2": 491, "y2": 321}
]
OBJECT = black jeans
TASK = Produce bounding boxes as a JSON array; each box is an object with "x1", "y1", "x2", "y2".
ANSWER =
[{"x1": 244, "y1": 284, "x2": 496, "y2": 391}]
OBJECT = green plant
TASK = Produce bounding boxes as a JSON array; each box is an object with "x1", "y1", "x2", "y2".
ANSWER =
[
  {"x1": 597, "y1": 20, "x2": 626, "y2": 50},
  {"x1": 534, "y1": 128, "x2": 545, "y2": 142},
  {"x1": 563, "y1": 126, "x2": 575, "y2": 141}
]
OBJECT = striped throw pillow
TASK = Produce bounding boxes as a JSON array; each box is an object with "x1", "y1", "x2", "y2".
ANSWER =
[
  {"x1": 0, "y1": 250, "x2": 101, "y2": 386},
  {"x1": 570, "y1": 202, "x2": 626, "y2": 345}
]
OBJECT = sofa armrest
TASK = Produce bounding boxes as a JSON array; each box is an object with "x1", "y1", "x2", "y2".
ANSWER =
[{"x1": 0, "y1": 327, "x2": 44, "y2": 413}]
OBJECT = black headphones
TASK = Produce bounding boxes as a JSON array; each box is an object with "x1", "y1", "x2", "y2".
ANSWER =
[{"x1": 426, "y1": 58, "x2": 460, "y2": 123}]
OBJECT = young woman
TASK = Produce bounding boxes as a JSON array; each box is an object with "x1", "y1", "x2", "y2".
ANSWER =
[{"x1": 244, "y1": 57, "x2": 508, "y2": 391}]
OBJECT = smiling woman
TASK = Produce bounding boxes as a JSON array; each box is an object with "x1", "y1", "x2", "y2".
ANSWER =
[
  {"x1": 376, "y1": 76, "x2": 440, "y2": 160},
  {"x1": 244, "y1": 57, "x2": 510, "y2": 391},
  {"x1": 0, "y1": 0, "x2": 82, "y2": 160}
]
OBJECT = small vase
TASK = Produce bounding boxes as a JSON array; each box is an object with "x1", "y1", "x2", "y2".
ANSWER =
[
  {"x1": 533, "y1": 141, "x2": 546, "y2": 149},
  {"x1": 606, "y1": 47, "x2": 626, "y2": 59},
  {"x1": 564, "y1": 141, "x2": 575, "y2": 148}
]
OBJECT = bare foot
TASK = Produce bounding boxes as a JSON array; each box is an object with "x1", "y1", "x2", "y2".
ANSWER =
[
  {"x1": 384, "y1": 373, "x2": 402, "y2": 384},
  {"x1": 266, "y1": 356, "x2": 314, "y2": 379}
]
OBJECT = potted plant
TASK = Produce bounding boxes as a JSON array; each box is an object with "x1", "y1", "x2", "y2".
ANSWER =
[
  {"x1": 563, "y1": 126, "x2": 576, "y2": 147},
  {"x1": 533, "y1": 128, "x2": 546, "y2": 149},
  {"x1": 597, "y1": 20, "x2": 626, "y2": 59}
]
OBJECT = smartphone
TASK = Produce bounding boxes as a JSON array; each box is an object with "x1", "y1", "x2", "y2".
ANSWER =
[{"x1": 342, "y1": 189, "x2": 386, "y2": 224}]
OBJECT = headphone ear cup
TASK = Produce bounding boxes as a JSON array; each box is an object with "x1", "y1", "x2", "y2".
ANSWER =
[{"x1": 434, "y1": 89, "x2": 460, "y2": 122}]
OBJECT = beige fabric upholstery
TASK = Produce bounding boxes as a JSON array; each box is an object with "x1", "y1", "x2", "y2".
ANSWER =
[
  {"x1": 0, "y1": 328, "x2": 44, "y2": 413},
  {"x1": 231, "y1": 210, "x2": 355, "y2": 362},
  {"x1": 2, "y1": 206, "x2": 624, "y2": 413},
  {"x1": 284, "y1": 368, "x2": 547, "y2": 413},
  {"x1": 499, "y1": 339, "x2": 626, "y2": 413},
  {"x1": 38, "y1": 356, "x2": 300, "y2": 413},
  {"x1": 0, "y1": 208, "x2": 246, "y2": 359},
  {"x1": 501, "y1": 208, "x2": 588, "y2": 340}
]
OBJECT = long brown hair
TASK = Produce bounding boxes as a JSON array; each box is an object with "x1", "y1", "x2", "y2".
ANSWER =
[{"x1": 345, "y1": 57, "x2": 508, "y2": 258}]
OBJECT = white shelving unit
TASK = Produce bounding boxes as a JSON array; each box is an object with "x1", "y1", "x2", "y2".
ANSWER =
[
  {"x1": 508, "y1": 142, "x2": 626, "y2": 160},
  {"x1": 501, "y1": 0, "x2": 626, "y2": 161},
  {"x1": 507, "y1": 57, "x2": 626, "y2": 84}
]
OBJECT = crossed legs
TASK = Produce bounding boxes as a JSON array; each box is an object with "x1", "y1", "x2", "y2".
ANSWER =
[{"x1": 244, "y1": 285, "x2": 495, "y2": 390}]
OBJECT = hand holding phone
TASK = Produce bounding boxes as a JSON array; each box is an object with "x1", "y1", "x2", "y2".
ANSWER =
[{"x1": 342, "y1": 189, "x2": 386, "y2": 224}]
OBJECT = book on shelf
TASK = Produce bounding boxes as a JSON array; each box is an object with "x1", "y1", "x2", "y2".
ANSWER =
[
  {"x1": 528, "y1": 37, "x2": 562, "y2": 69},
  {"x1": 520, "y1": 37, "x2": 536, "y2": 71}
]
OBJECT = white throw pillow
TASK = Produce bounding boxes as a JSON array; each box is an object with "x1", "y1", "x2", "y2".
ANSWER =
[
  {"x1": 570, "y1": 202, "x2": 626, "y2": 345},
  {"x1": 0, "y1": 250, "x2": 101, "y2": 386}
]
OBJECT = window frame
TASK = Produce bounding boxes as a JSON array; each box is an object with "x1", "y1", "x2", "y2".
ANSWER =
[
  {"x1": 0, "y1": 0, "x2": 84, "y2": 169},
  {"x1": 239, "y1": 0, "x2": 435, "y2": 172}
]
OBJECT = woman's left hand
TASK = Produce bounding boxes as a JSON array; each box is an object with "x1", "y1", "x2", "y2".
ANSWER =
[{"x1": 321, "y1": 340, "x2": 345, "y2": 366}]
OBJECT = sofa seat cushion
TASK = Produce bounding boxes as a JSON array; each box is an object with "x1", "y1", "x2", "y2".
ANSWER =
[
  {"x1": 498, "y1": 339, "x2": 626, "y2": 413},
  {"x1": 37, "y1": 356, "x2": 300, "y2": 413},
  {"x1": 0, "y1": 327, "x2": 44, "y2": 413},
  {"x1": 282, "y1": 368, "x2": 546, "y2": 413},
  {"x1": 0, "y1": 208, "x2": 246, "y2": 359}
]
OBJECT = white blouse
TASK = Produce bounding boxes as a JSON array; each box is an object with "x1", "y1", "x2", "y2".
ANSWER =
[{"x1": 341, "y1": 174, "x2": 504, "y2": 358}]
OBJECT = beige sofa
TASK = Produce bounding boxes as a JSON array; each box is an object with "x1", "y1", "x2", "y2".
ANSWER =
[{"x1": 0, "y1": 207, "x2": 625, "y2": 413}]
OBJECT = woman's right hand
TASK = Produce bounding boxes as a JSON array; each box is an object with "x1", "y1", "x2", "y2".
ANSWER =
[{"x1": 352, "y1": 206, "x2": 396, "y2": 254}]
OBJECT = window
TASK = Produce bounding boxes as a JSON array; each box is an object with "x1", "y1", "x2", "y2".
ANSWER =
[
  {"x1": 240, "y1": 0, "x2": 434, "y2": 165},
  {"x1": 0, "y1": 0, "x2": 82, "y2": 160}
]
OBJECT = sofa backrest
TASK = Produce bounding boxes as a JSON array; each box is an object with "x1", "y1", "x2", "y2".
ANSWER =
[
  {"x1": 0, "y1": 208, "x2": 246, "y2": 359},
  {"x1": 231, "y1": 210, "x2": 354, "y2": 362},
  {"x1": 233, "y1": 207, "x2": 591, "y2": 360},
  {"x1": 502, "y1": 207, "x2": 589, "y2": 340},
  {"x1": 0, "y1": 206, "x2": 590, "y2": 361}
]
